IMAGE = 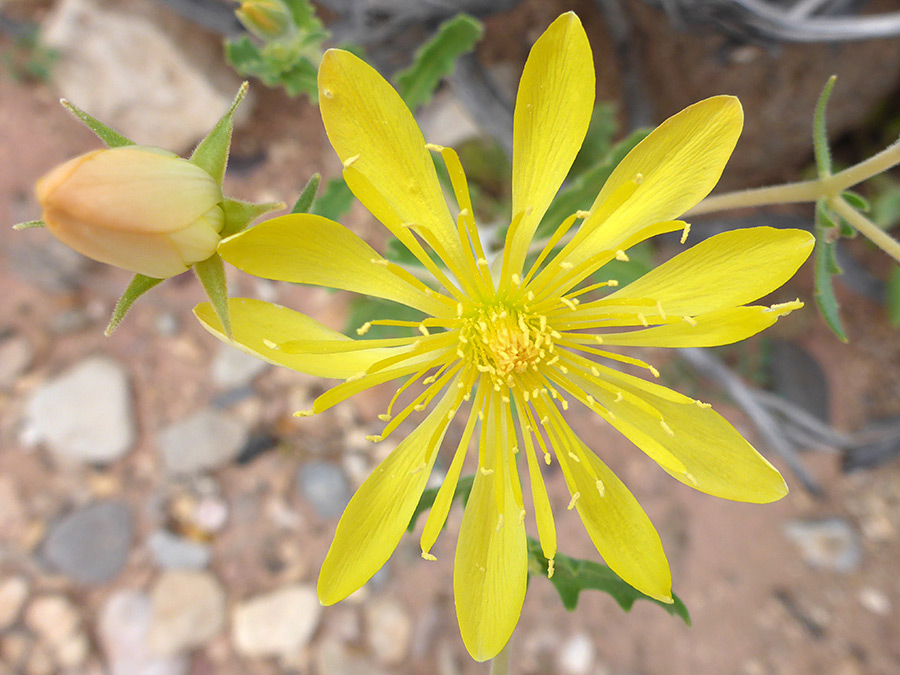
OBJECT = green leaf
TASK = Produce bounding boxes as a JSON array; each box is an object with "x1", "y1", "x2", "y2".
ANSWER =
[
  {"x1": 225, "y1": 36, "x2": 264, "y2": 74},
  {"x1": 312, "y1": 177, "x2": 355, "y2": 221},
  {"x1": 886, "y1": 266, "x2": 900, "y2": 329},
  {"x1": 105, "y1": 274, "x2": 164, "y2": 336},
  {"x1": 190, "y1": 83, "x2": 248, "y2": 184},
  {"x1": 276, "y1": 57, "x2": 319, "y2": 99},
  {"x1": 283, "y1": 0, "x2": 329, "y2": 39},
  {"x1": 813, "y1": 200, "x2": 848, "y2": 342},
  {"x1": 193, "y1": 254, "x2": 231, "y2": 338},
  {"x1": 536, "y1": 128, "x2": 650, "y2": 240},
  {"x1": 12, "y1": 220, "x2": 45, "y2": 230},
  {"x1": 841, "y1": 190, "x2": 869, "y2": 213},
  {"x1": 407, "y1": 474, "x2": 474, "y2": 532},
  {"x1": 813, "y1": 75, "x2": 836, "y2": 178},
  {"x1": 221, "y1": 197, "x2": 284, "y2": 238},
  {"x1": 291, "y1": 173, "x2": 321, "y2": 213},
  {"x1": 393, "y1": 14, "x2": 484, "y2": 112},
  {"x1": 59, "y1": 99, "x2": 133, "y2": 148},
  {"x1": 526, "y1": 538, "x2": 691, "y2": 624}
]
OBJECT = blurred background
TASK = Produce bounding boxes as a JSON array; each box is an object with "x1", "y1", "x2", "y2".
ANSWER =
[{"x1": 1, "y1": 0, "x2": 900, "y2": 673}]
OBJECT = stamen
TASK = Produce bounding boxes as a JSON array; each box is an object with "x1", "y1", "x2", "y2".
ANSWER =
[
  {"x1": 567, "y1": 492, "x2": 580, "y2": 510},
  {"x1": 547, "y1": 558, "x2": 555, "y2": 578},
  {"x1": 595, "y1": 479, "x2": 606, "y2": 497},
  {"x1": 356, "y1": 322, "x2": 372, "y2": 336},
  {"x1": 680, "y1": 222, "x2": 691, "y2": 244},
  {"x1": 342, "y1": 154, "x2": 360, "y2": 168},
  {"x1": 421, "y1": 551, "x2": 437, "y2": 561},
  {"x1": 615, "y1": 250, "x2": 629, "y2": 261}
]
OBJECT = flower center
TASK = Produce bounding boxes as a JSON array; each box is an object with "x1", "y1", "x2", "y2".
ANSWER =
[{"x1": 462, "y1": 304, "x2": 556, "y2": 388}]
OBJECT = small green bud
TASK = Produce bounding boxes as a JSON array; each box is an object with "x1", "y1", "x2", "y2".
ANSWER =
[{"x1": 236, "y1": 0, "x2": 294, "y2": 41}]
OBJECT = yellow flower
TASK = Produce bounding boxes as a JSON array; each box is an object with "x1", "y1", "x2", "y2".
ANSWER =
[
  {"x1": 196, "y1": 12, "x2": 814, "y2": 661},
  {"x1": 36, "y1": 146, "x2": 224, "y2": 279}
]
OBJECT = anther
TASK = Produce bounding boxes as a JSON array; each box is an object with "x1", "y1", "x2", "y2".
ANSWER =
[
  {"x1": 649, "y1": 366, "x2": 660, "y2": 378},
  {"x1": 614, "y1": 391, "x2": 624, "y2": 403},
  {"x1": 637, "y1": 313, "x2": 649, "y2": 327},
  {"x1": 567, "y1": 451, "x2": 580, "y2": 462},
  {"x1": 656, "y1": 301, "x2": 666, "y2": 320},
  {"x1": 366, "y1": 434, "x2": 383, "y2": 442},
  {"x1": 262, "y1": 339, "x2": 279, "y2": 350},
  {"x1": 370, "y1": 258, "x2": 389, "y2": 266},
  {"x1": 547, "y1": 558, "x2": 555, "y2": 578},
  {"x1": 294, "y1": 409, "x2": 314, "y2": 417},
  {"x1": 418, "y1": 324, "x2": 430, "y2": 336},
  {"x1": 683, "y1": 316, "x2": 697, "y2": 326},
  {"x1": 422, "y1": 551, "x2": 437, "y2": 561},
  {"x1": 567, "y1": 492, "x2": 580, "y2": 510},
  {"x1": 424, "y1": 143, "x2": 444, "y2": 152},
  {"x1": 479, "y1": 467, "x2": 495, "y2": 475},
  {"x1": 342, "y1": 154, "x2": 360, "y2": 168},
  {"x1": 681, "y1": 223, "x2": 691, "y2": 244},
  {"x1": 660, "y1": 420, "x2": 674, "y2": 436},
  {"x1": 615, "y1": 250, "x2": 629, "y2": 261},
  {"x1": 594, "y1": 335, "x2": 604, "y2": 344},
  {"x1": 575, "y1": 210, "x2": 590, "y2": 219},
  {"x1": 378, "y1": 413, "x2": 391, "y2": 421},
  {"x1": 544, "y1": 452, "x2": 552, "y2": 465},
  {"x1": 595, "y1": 478, "x2": 606, "y2": 496},
  {"x1": 606, "y1": 279, "x2": 619, "y2": 287},
  {"x1": 356, "y1": 322, "x2": 372, "y2": 335}
]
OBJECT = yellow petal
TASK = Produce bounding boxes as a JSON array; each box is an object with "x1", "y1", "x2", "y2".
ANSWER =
[
  {"x1": 572, "y1": 365, "x2": 789, "y2": 502},
  {"x1": 454, "y1": 402, "x2": 527, "y2": 662},
  {"x1": 318, "y1": 50, "x2": 464, "y2": 272},
  {"x1": 595, "y1": 303, "x2": 801, "y2": 348},
  {"x1": 507, "y1": 12, "x2": 594, "y2": 276},
  {"x1": 605, "y1": 227, "x2": 814, "y2": 316},
  {"x1": 218, "y1": 213, "x2": 448, "y2": 315},
  {"x1": 194, "y1": 297, "x2": 401, "y2": 379},
  {"x1": 570, "y1": 96, "x2": 743, "y2": 266},
  {"x1": 318, "y1": 388, "x2": 458, "y2": 604},
  {"x1": 558, "y1": 437, "x2": 672, "y2": 603}
]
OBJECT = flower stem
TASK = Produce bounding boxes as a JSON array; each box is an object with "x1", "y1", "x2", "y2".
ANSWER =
[
  {"x1": 489, "y1": 641, "x2": 512, "y2": 675},
  {"x1": 686, "y1": 179, "x2": 823, "y2": 216},
  {"x1": 688, "y1": 140, "x2": 900, "y2": 217},
  {"x1": 829, "y1": 197, "x2": 900, "y2": 264}
]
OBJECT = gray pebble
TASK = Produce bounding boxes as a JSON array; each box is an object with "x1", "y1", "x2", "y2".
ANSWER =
[
  {"x1": 296, "y1": 461, "x2": 350, "y2": 518},
  {"x1": 784, "y1": 517, "x2": 862, "y2": 572},
  {"x1": 42, "y1": 501, "x2": 133, "y2": 584},
  {"x1": 24, "y1": 356, "x2": 135, "y2": 465},
  {"x1": 211, "y1": 344, "x2": 268, "y2": 389},
  {"x1": 98, "y1": 589, "x2": 187, "y2": 675},
  {"x1": 157, "y1": 408, "x2": 249, "y2": 475},
  {"x1": 147, "y1": 530, "x2": 212, "y2": 570}
]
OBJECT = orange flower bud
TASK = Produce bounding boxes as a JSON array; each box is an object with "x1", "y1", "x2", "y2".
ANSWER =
[
  {"x1": 236, "y1": 0, "x2": 294, "y2": 41},
  {"x1": 36, "y1": 146, "x2": 225, "y2": 279}
]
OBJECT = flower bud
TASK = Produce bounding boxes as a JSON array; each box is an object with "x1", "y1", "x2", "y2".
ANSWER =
[
  {"x1": 236, "y1": 0, "x2": 294, "y2": 41},
  {"x1": 36, "y1": 146, "x2": 225, "y2": 279}
]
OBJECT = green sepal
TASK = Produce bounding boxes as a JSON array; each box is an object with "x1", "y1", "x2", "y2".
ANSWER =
[
  {"x1": 193, "y1": 254, "x2": 231, "y2": 338},
  {"x1": 190, "y1": 83, "x2": 249, "y2": 184},
  {"x1": 393, "y1": 13, "x2": 484, "y2": 112},
  {"x1": 886, "y1": 266, "x2": 900, "y2": 329},
  {"x1": 813, "y1": 199, "x2": 848, "y2": 342},
  {"x1": 841, "y1": 190, "x2": 869, "y2": 213},
  {"x1": 220, "y1": 197, "x2": 284, "y2": 238},
  {"x1": 105, "y1": 274, "x2": 164, "y2": 336},
  {"x1": 12, "y1": 220, "x2": 45, "y2": 230},
  {"x1": 407, "y1": 474, "x2": 474, "y2": 533},
  {"x1": 311, "y1": 177, "x2": 355, "y2": 221},
  {"x1": 526, "y1": 538, "x2": 691, "y2": 624},
  {"x1": 291, "y1": 173, "x2": 321, "y2": 213},
  {"x1": 813, "y1": 75, "x2": 836, "y2": 178},
  {"x1": 60, "y1": 99, "x2": 133, "y2": 148}
]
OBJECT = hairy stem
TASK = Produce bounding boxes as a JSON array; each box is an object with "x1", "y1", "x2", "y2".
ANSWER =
[{"x1": 829, "y1": 197, "x2": 900, "y2": 264}]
